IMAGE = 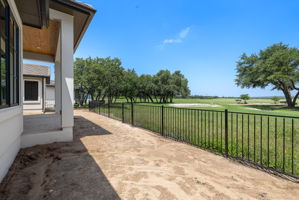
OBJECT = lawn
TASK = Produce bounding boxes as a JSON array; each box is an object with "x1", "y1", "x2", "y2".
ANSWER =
[
  {"x1": 114, "y1": 97, "x2": 299, "y2": 117},
  {"x1": 172, "y1": 98, "x2": 299, "y2": 115}
]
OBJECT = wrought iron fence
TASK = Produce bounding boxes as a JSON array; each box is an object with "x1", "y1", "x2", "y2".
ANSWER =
[{"x1": 89, "y1": 101, "x2": 299, "y2": 178}]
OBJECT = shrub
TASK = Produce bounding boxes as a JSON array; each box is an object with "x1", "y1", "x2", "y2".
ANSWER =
[{"x1": 240, "y1": 94, "x2": 250, "y2": 104}]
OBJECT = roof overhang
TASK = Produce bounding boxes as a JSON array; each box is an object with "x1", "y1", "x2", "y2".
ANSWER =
[
  {"x1": 49, "y1": 0, "x2": 96, "y2": 51},
  {"x1": 15, "y1": 0, "x2": 96, "y2": 59},
  {"x1": 15, "y1": 0, "x2": 49, "y2": 29}
]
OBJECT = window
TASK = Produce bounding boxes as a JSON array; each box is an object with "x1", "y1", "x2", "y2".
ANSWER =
[
  {"x1": 0, "y1": 0, "x2": 20, "y2": 109},
  {"x1": 25, "y1": 81, "x2": 38, "y2": 101},
  {"x1": 0, "y1": 1, "x2": 6, "y2": 107}
]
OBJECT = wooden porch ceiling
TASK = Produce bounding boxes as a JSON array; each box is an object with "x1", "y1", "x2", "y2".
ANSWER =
[{"x1": 23, "y1": 19, "x2": 60, "y2": 57}]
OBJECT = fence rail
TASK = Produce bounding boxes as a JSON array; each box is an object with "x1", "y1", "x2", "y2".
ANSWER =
[{"x1": 89, "y1": 101, "x2": 299, "y2": 178}]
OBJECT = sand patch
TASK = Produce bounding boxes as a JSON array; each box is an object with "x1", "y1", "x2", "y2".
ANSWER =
[{"x1": 170, "y1": 103, "x2": 221, "y2": 108}]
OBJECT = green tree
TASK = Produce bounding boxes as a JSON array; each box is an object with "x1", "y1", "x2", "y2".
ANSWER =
[
  {"x1": 240, "y1": 94, "x2": 250, "y2": 104},
  {"x1": 100, "y1": 57, "x2": 125, "y2": 104},
  {"x1": 74, "y1": 57, "x2": 91, "y2": 105},
  {"x1": 172, "y1": 70, "x2": 190, "y2": 99},
  {"x1": 137, "y1": 74, "x2": 155, "y2": 102},
  {"x1": 151, "y1": 70, "x2": 190, "y2": 103},
  {"x1": 74, "y1": 57, "x2": 125, "y2": 105},
  {"x1": 74, "y1": 57, "x2": 191, "y2": 104},
  {"x1": 271, "y1": 96, "x2": 280, "y2": 104},
  {"x1": 236, "y1": 43, "x2": 299, "y2": 108},
  {"x1": 122, "y1": 69, "x2": 139, "y2": 102}
]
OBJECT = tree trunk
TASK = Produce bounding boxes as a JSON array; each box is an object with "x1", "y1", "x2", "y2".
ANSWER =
[
  {"x1": 292, "y1": 91, "x2": 299, "y2": 107},
  {"x1": 282, "y1": 88, "x2": 294, "y2": 108}
]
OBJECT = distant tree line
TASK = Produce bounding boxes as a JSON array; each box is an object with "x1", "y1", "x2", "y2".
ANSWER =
[
  {"x1": 74, "y1": 57, "x2": 190, "y2": 105},
  {"x1": 185, "y1": 95, "x2": 219, "y2": 99}
]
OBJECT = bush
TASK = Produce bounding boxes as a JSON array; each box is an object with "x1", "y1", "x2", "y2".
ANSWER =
[
  {"x1": 240, "y1": 94, "x2": 250, "y2": 104},
  {"x1": 271, "y1": 96, "x2": 280, "y2": 104}
]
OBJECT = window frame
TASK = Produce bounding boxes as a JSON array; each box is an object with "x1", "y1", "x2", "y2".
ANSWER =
[
  {"x1": 24, "y1": 80, "x2": 40, "y2": 102},
  {"x1": 0, "y1": 0, "x2": 20, "y2": 109}
]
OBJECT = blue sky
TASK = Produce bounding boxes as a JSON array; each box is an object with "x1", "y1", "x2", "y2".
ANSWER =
[{"x1": 25, "y1": 0, "x2": 299, "y2": 97}]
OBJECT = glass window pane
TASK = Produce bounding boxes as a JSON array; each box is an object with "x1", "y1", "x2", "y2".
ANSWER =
[
  {"x1": 25, "y1": 81, "x2": 39, "y2": 101},
  {"x1": 14, "y1": 25, "x2": 18, "y2": 104},
  {"x1": 0, "y1": 2, "x2": 19, "y2": 108},
  {"x1": 10, "y1": 50, "x2": 13, "y2": 103},
  {"x1": 0, "y1": 2, "x2": 6, "y2": 106},
  {"x1": 9, "y1": 18, "x2": 14, "y2": 104},
  {"x1": 0, "y1": 56, "x2": 5, "y2": 106}
]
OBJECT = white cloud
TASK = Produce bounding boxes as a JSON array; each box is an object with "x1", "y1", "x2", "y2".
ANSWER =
[
  {"x1": 163, "y1": 38, "x2": 182, "y2": 44},
  {"x1": 179, "y1": 27, "x2": 190, "y2": 39},
  {"x1": 160, "y1": 27, "x2": 191, "y2": 48}
]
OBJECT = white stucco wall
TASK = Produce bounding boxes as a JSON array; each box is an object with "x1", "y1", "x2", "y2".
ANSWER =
[
  {"x1": 46, "y1": 86, "x2": 55, "y2": 108},
  {"x1": 46, "y1": 86, "x2": 55, "y2": 100},
  {"x1": 0, "y1": 0, "x2": 23, "y2": 183},
  {"x1": 0, "y1": 107, "x2": 23, "y2": 182},
  {"x1": 51, "y1": 9, "x2": 74, "y2": 131}
]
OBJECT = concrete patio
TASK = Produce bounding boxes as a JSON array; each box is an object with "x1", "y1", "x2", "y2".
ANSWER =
[
  {"x1": 0, "y1": 109, "x2": 298, "y2": 200},
  {"x1": 23, "y1": 112, "x2": 61, "y2": 135}
]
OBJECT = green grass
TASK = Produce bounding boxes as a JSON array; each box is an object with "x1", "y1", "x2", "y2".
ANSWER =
[{"x1": 114, "y1": 97, "x2": 299, "y2": 117}]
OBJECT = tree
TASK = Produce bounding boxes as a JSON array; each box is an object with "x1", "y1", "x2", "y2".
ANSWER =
[
  {"x1": 99, "y1": 57, "x2": 125, "y2": 104},
  {"x1": 240, "y1": 94, "x2": 250, "y2": 104},
  {"x1": 271, "y1": 96, "x2": 280, "y2": 104},
  {"x1": 74, "y1": 57, "x2": 191, "y2": 105},
  {"x1": 151, "y1": 70, "x2": 190, "y2": 103},
  {"x1": 236, "y1": 43, "x2": 299, "y2": 108},
  {"x1": 74, "y1": 57, "x2": 91, "y2": 105},
  {"x1": 137, "y1": 74, "x2": 155, "y2": 102},
  {"x1": 74, "y1": 57, "x2": 125, "y2": 105},
  {"x1": 171, "y1": 70, "x2": 190, "y2": 100},
  {"x1": 122, "y1": 69, "x2": 139, "y2": 102}
]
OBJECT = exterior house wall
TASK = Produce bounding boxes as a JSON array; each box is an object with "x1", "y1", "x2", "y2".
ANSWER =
[
  {"x1": 46, "y1": 86, "x2": 55, "y2": 109},
  {"x1": 23, "y1": 76, "x2": 44, "y2": 110},
  {"x1": 0, "y1": 0, "x2": 23, "y2": 183},
  {"x1": 46, "y1": 86, "x2": 55, "y2": 101}
]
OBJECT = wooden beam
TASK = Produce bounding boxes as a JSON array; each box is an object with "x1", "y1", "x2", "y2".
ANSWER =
[{"x1": 23, "y1": 51, "x2": 55, "y2": 63}]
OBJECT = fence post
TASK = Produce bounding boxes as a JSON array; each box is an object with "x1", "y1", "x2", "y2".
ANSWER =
[
  {"x1": 131, "y1": 103, "x2": 134, "y2": 126},
  {"x1": 225, "y1": 109, "x2": 229, "y2": 156},
  {"x1": 122, "y1": 103, "x2": 125, "y2": 123},
  {"x1": 108, "y1": 103, "x2": 111, "y2": 117},
  {"x1": 161, "y1": 105, "x2": 164, "y2": 136}
]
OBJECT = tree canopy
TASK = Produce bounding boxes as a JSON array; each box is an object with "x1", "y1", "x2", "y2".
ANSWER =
[
  {"x1": 235, "y1": 43, "x2": 299, "y2": 108},
  {"x1": 74, "y1": 57, "x2": 190, "y2": 105},
  {"x1": 240, "y1": 94, "x2": 250, "y2": 104}
]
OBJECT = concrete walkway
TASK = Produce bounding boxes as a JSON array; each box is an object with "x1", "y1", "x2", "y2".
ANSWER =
[{"x1": 0, "y1": 109, "x2": 298, "y2": 200}]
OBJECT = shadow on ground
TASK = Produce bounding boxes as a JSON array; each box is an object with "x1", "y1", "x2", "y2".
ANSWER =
[{"x1": 0, "y1": 116, "x2": 120, "y2": 200}]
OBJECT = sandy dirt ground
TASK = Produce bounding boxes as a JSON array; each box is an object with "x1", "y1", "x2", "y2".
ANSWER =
[{"x1": 0, "y1": 109, "x2": 299, "y2": 200}]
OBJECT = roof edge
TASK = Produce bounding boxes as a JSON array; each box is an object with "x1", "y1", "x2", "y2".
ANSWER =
[
  {"x1": 51, "y1": 0, "x2": 96, "y2": 14},
  {"x1": 51, "y1": 0, "x2": 96, "y2": 51}
]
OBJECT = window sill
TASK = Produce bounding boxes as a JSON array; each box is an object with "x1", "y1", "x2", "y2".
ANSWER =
[{"x1": 24, "y1": 100, "x2": 40, "y2": 104}]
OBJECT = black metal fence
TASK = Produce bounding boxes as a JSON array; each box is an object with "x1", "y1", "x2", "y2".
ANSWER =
[{"x1": 89, "y1": 101, "x2": 299, "y2": 178}]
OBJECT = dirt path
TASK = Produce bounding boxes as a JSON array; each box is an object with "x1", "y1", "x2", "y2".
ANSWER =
[{"x1": 0, "y1": 110, "x2": 298, "y2": 200}]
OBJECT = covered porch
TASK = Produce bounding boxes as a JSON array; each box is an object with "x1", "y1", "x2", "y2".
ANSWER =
[{"x1": 16, "y1": 0, "x2": 95, "y2": 148}]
